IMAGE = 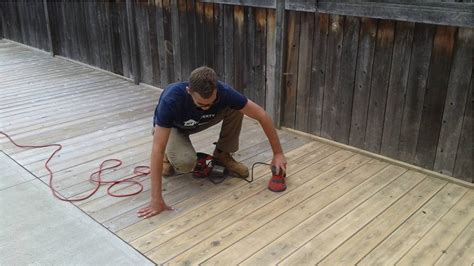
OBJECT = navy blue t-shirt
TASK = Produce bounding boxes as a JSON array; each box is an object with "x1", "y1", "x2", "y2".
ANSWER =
[{"x1": 153, "y1": 81, "x2": 248, "y2": 130}]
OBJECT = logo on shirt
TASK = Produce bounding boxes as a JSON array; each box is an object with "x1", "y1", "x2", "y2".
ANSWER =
[
  {"x1": 183, "y1": 119, "x2": 199, "y2": 127},
  {"x1": 201, "y1": 114, "x2": 215, "y2": 119}
]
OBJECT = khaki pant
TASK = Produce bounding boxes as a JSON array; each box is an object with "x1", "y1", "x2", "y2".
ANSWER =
[{"x1": 165, "y1": 107, "x2": 243, "y2": 173}]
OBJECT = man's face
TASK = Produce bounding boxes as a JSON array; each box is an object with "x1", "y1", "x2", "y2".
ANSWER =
[{"x1": 187, "y1": 87, "x2": 218, "y2": 110}]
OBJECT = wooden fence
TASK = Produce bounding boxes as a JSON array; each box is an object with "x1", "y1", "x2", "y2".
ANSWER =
[{"x1": 0, "y1": 0, "x2": 472, "y2": 183}]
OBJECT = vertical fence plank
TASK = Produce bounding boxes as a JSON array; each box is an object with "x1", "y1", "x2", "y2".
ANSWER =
[
  {"x1": 380, "y1": 21, "x2": 415, "y2": 158},
  {"x1": 148, "y1": 1, "x2": 161, "y2": 85},
  {"x1": 282, "y1": 11, "x2": 300, "y2": 128},
  {"x1": 233, "y1": 5, "x2": 245, "y2": 93},
  {"x1": 398, "y1": 23, "x2": 436, "y2": 161},
  {"x1": 214, "y1": 4, "x2": 225, "y2": 79},
  {"x1": 155, "y1": 0, "x2": 168, "y2": 86},
  {"x1": 35, "y1": 0, "x2": 44, "y2": 50},
  {"x1": 78, "y1": 1, "x2": 91, "y2": 64},
  {"x1": 0, "y1": 2, "x2": 4, "y2": 39},
  {"x1": 126, "y1": 0, "x2": 140, "y2": 84},
  {"x1": 178, "y1": 0, "x2": 190, "y2": 78},
  {"x1": 434, "y1": 28, "x2": 473, "y2": 176},
  {"x1": 273, "y1": 0, "x2": 286, "y2": 128},
  {"x1": 187, "y1": 0, "x2": 197, "y2": 71},
  {"x1": 118, "y1": 1, "x2": 131, "y2": 78},
  {"x1": 99, "y1": 1, "x2": 112, "y2": 70},
  {"x1": 223, "y1": 4, "x2": 235, "y2": 86},
  {"x1": 204, "y1": 3, "x2": 215, "y2": 68},
  {"x1": 414, "y1": 26, "x2": 457, "y2": 169},
  {"x1": 32, "y1": 0, "x2": 41, "y2": 49},
  {"x1": 194, "y1": 1, "x2": 205, "y2": 68},
  {"x1": 254, "y1": 8, "x2": 267, "y2": 107},
  {"x1": 334, "y1": 16, "x2": 359, "y2": 144},
  {"x1": 110, "y1": 2, "x2": 124, "y2": 75},
  {"x1": 37, "y1": 0, "x2": 48, "y2": 51},
  {"x1": 244, "y1": 6, "x2": 256, "y2": 100},
  {"x1": 162, "y1": 0, "x2": 174, "y2": 83},
  {"x1": 105, "y1": 2, "x2": 116, "y2": 72},
  {"x1": 365, "y1": 20, "x2": 395, "y2": 153},
  {"x1": 53, "y1": 1, "x2": 62, "y2": 53},
  {"x1": 170, "y1": 0, "x2": 181, "y2": 81},
  {"x1": 308, "y1": 13, "x2": 329, "y2": 136},
  {"x1": 85, "y1": 1, "x2": 99, "y2": 66},
  {"x1": 43, "y1": 0, "x2": 53, "y2": 55},
  {"x1": 265, "y1": 9, "x2": 276, "y2": 117},
  {"x1": 10, "y1": 1, "x2": 22, "y2": 43},
  {"x1": 136, "y1": 3, "x2": 153, "y2": 84},
  {"x1": 71, "y1": 1, "x2": 81, "y2": 62},
  {"x1": 17, "y1": 1, "x2": 28, "y2": 46},
  {"x1": 349, "y1": 18, "x2": 377, "y2": 149},
  {"x1": 321, "y1": 14, "x2": 343, "y2": 139},
  {"x1": 453, "y1": 77, "x2": 473, "y2": 183},
  {"x1": 61, "y1": 2, "x2": 72, "y2": 59},
  {"x1": 295, "y1": 11, "x2": 315, "y2": 132}
]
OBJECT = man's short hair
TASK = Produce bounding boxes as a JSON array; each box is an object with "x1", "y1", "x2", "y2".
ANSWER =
[{"x1": 189, "y1": 66, "x2": 217, "y2": 99}]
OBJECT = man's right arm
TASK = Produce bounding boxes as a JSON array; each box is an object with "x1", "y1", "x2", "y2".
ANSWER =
[{"x1": 137, "y1": 126, "x2": 172, "y2": 219}]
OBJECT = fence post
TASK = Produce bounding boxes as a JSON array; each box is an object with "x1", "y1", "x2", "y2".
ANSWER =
[
  {"x1": 126, "y1": 0, "x2": 140, "y2": 85},
  {"x1": 43, "y1": 0, "x2": 54, "y2": 56},
  {"x1": 273, "y1": 0, "x2": 286, "y2": 128}
]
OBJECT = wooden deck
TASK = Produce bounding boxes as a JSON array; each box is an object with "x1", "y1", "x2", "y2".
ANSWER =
[{"x1": 1, "y1": 39, "x2": 473, "y2": 265}]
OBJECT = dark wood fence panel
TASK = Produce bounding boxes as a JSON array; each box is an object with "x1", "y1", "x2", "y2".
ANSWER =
[
  {"x1": 136, "y1": 3, "x2": 154, "y2": 84},
  {"x1": 349, "y1": 18, "x2": 378, "y2": 149},
  {"x1": 320, "y1": 15, "x2": 343, "y2": 139},
  {"x1": 1, "y1": 0, "x2": 48, "y2": 51},
  {"x1": 307, "y1": 13, "x2": 329, "y2": 136},
  {"x1": 264, "y1": 9, "x2": 276, "y2": 120},
  {"x1": 414, "y1": 26, "x2": 456, "y2": 169},
  {"x1": 0, "y1": 4, "x2": 4, "y2": 39},
  {"x1": 294, "y1": 12, "x2": 315, "y2": 133},
  {"x1": 398, "y1": 24, "x2": 436, "y2": 162},
  {"x1": 281, "y1": 11, "x2": 300, "y2": 128},
  {"x1": 233, "y1": 5, "x2": 245, "y2": 93},
  {"x1": 434, "y1": 28, "x2": 473, "y2": 179},
  {"x1": 334, "y1": 16, "x2": 359, "y2": 144},
  {"x1": 223, "y1": 4, "x2": 235, "y2": 85},
  {"x1": 380, "y1": 21, "x2": 415, "y2": 158},
  {"x1": 2, "y1": 0, "x2": 472, "y2": 182},
  {"x1": 280, "y1": 11, "x2": 472, "y2": 182},
  {"x1": 453, "y1": 78, "x2": 473, "y2": 183},
  {"x1": 365, "y1": 20, "x2": 395, "y2": 153}
]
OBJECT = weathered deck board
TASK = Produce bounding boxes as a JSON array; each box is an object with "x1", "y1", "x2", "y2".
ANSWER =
[{"x1": 1, "y1": 40, "x2": 473, "y2": 265}]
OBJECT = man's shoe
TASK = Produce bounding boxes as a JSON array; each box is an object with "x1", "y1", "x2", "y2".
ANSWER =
[
  {"x1": 213, "y1": 150, "x2": 249, "y2": 178},
  {"x1": 162, "y1": 153, "x2": 174, "y2": 176}
]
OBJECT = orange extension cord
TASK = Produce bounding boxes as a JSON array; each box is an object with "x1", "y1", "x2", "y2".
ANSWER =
[{"x1": 0, "y1": 131, "x2": 148, "y2": 202}]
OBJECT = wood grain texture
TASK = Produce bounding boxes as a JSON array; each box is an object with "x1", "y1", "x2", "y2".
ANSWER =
[
  {"x1": 380, "y1": 21, "x2": 414, "y2": 158},
  {"x1": 434, "y1": 28, "x2": 473, "y2": 176},
  {"x1": 364, "y1": 20, "x2": 395, "y2": 153},
  {"x1": 414, "y1": 26, "x2": 456, "y2": 169},
  {"x1": 321, "y1": 15, "x2": 343, "y2": 139},
  {"x1": 398, "y1": 23, "x2": 436, "y2": 162},
  {"x1": 281, "y1": 11, "x2": 300, "y2": 128}
]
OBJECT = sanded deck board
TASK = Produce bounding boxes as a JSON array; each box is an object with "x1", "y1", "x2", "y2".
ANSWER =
[
  {"x1": 434, "y1": 219, "x2": 474, "y2": 266},
  {"x1": 398, "y1": 190, "x2": 474, "y2": 265},
  {"x1": 358, "y1": 183, "x2": 469, "y2": 265}
]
